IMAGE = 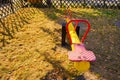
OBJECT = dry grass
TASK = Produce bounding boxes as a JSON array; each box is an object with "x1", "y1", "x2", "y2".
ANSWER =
[{"x1": 0, "y1": 8, "x2": 120, "y2": 80}]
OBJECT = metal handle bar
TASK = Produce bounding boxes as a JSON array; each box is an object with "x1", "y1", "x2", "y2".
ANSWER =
[{"x1": 66, "y1": 20, "x2": 91, "y2": 43}]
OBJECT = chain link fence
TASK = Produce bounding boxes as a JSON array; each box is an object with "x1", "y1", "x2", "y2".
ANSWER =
[
  {"x1": 0, "y1": 0, "x2": 120, "y2": 47},
  {"x1": 0, "y1": 0, "x2": 120, "y2": 19},
  {"x1": 0, "y1": 0, "x2": 28, "y2": 19},
  {"x1": 25, "y1": 0, "x2": 120, "y2": 9},
  {"x1": 51, "y1": 0, "x2": 120, "y2": 8},
  {"x1": 0, "y1": 0, "x2": 34, "y2": 47}
]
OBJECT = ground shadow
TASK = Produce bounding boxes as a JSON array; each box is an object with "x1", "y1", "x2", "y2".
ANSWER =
[
  {"x1": 0, "y1": 3, "x2": 120, "y2": 79},
  {"x1": 39, "y1": 51, "x2": 86, "y2": 80},
  {"x1": 35, "y1": 7, "x2": 120, "y2": 80},
  {"x1": 0, "y1": 5, "x2": 36, "y2": 47}
]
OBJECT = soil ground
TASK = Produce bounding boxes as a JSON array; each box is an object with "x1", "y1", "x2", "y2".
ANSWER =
[{"x1": 0, "y1": 8, "x2": 120, "y2": 80}]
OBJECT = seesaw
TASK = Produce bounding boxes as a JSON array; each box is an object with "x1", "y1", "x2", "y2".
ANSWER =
[
  {"x1": 66, "y1": 18, "x2": 96, "y2": 72},
  {"x1": 62, "y1": 10, "x2": 96, "y2": 72}
]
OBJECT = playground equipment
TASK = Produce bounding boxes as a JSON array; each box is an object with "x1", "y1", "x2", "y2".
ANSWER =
[{"x1": 62, "y1": 10, "x2": 96, "y2": 72}]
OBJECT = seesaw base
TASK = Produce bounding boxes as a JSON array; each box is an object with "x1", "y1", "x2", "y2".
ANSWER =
[{"x1": 74, "y1": 61, "x2": 90, "y2": 72}]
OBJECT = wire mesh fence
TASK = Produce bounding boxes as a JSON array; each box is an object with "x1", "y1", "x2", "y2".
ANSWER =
[
  {"x1": 51, "y1": 0, "x2": 120, "y2": 8},
  {"x1": 0, "y1": 0, "x2": 28, "y2": 19},
  {"x1": 0, "y1": 0, "x2": 120, "y2": 47},
  {"x1": 0, "y1": 0, "x2": 120, "y2": 19},
  {"x1": 25, "y1": 0, "x2": 120, "y2": 9},
  {"x1": 0, "y1": 0, "x2": 35, "y2": 47}
]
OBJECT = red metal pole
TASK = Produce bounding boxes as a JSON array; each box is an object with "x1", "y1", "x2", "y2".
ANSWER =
[{"x1": 66, "y1": 20, "x2": 91, "y2": 43}]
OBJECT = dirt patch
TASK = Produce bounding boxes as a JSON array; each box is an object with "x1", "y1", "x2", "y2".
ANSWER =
[{"x1": 0, "y1": 8, "x2": 120, "y2": 80}]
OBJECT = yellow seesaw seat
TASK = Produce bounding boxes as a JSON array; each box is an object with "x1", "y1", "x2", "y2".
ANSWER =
[{"x1": 66, "y1": 18, "x2": 90, "y2": 72}]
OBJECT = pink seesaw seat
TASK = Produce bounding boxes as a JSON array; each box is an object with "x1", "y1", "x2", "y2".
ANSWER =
[{"x1": 68, "y1": 44, "x2": 96, "y2": 62}]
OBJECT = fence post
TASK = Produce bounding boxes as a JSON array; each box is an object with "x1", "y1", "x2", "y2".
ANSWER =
[
  {"x1": 83, "y1": 0, "x2": 86, "y2": 7},
  {"x1": 60, "y1": 0, "x2": 62, "y2": 8},
  {"x1": 46, "y1": 0, "x2": 52, "y2": 8},
  {"x1": 9, "y1": 0, "x2": 15, "y2": 13},
  {"x1": 103, "y1": 0, "x2": 106, "y2": 8}
]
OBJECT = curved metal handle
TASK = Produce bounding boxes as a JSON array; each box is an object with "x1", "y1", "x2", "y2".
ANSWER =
[{"x1": 66, "y1": 20, "x2": 91, "y2": 43}]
